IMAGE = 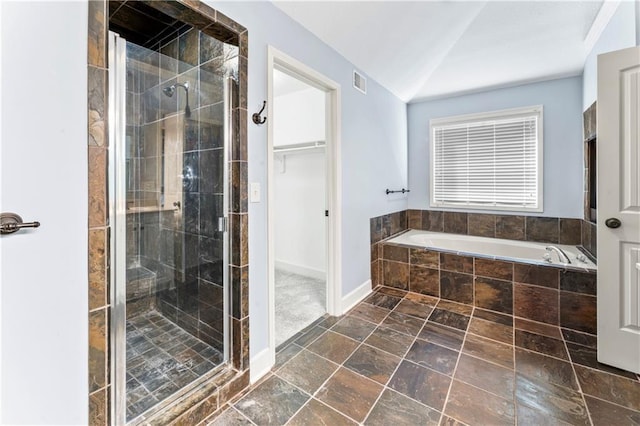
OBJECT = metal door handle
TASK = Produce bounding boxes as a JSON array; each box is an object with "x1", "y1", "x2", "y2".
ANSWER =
[
  {"x1": 605, "y1": 217, "x2": 621, "y2": 228},
  {"x1": 0, "y1": 213, "x2": 40, "y2": 234}
]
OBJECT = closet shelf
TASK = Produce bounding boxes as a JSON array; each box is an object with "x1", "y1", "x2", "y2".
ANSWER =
[{"x1": 273, "y1": 140, "x2": 325, "y2": 153}]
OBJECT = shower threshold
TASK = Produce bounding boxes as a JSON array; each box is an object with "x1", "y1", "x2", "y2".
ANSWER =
[{"x1": 125, "y1": 311, "x2": 223, "y2": 422}]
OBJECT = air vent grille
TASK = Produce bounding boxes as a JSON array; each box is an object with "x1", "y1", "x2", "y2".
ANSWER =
[{"x1": 353, "y1": 70, "x2": 367, "y2": 94}]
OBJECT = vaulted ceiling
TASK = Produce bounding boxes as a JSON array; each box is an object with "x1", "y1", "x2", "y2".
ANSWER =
[{"x1": 273, "y1": 1, "x2": 608, "y2": 102}]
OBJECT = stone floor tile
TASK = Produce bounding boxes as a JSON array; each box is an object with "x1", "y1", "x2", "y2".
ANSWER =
[
  {"x1": 306, "y1": 331, "x2": 360, "y2": 364},
  {"x1": 288, "y1": 398, "x2": 357, "y2": 426},
  {"x1": 277, "y1": 349, "x2": 338, "y2": 394},
  {"x1": 405, "y1": 340, "x2": 459, "y2": 376},
  {"x1": 418, "y1": 322, "x2": 466, "y2": 351},
  {"x1": 331, "y1": 315, "x2": 377, "y2": 342},
  {"x1": 444, "y1": 380, "x2": 515, "y2": 425},
  {"x1": 316, "y1": 367, "x2": 383, "y2": 423},
  {"x1": 364, "y1": 325, "x2": 414, "y2": 357},
  {"x1": 365, "y1": 388, "x2": 441, "y2": 425},
  {"x1": 454, "y1": 354, "x2": 514, "y2": 400},
  {"x1": 233, "y1": 375, "x2": 309, "y2": 425},
  {"x1": 574, "y1": 365, "x2": 640, "y2": 411},
  {"x1": 388, "y1": 360, "x2": 451, "y2": 411},
  {"x1": 462, "y1": 333, "x2": 514, "y2": 369},
  {"x1": 515, "y1": 329, "x2": 569, "y2": 361},
  {"x1": 343, "y1": 344, "x2": 401, "y2": 385}
]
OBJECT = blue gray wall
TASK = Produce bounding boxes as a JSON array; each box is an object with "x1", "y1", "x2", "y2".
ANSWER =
[
  {"x1": 407, "y1": 76, "x2": 584, "y2": 219},
  {"x1": 208, "y1": 1, "x2": 408, "y2": 357},
  {"x1": 582, "y1": 1, "x2": 637, "y2": 110}
]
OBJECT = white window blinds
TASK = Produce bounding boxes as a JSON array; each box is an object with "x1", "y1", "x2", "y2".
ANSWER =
[{"x1": 430, "y1": 106, "x2": 542, "y2": 212}]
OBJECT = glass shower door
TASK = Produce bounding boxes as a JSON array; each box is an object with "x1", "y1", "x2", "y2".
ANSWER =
[{"x1": 109, "y1": 28, "x2": 237, "y2": 423}]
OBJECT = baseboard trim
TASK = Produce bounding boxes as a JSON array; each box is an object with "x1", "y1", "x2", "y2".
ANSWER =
[
  {"x1": 275, "y1": 260, "x2": 326, "y2": 280},
  {"x1": 249, "y1": 348, "x2": 273, "y2": 384},
  {"x1": 341, "y1": 279, "x2": 371, "y2": 314}
]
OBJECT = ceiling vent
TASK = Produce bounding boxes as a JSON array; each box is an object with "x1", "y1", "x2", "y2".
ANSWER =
[{"x1": 353, "y1": 70, "x2": 367, "y2": 94}]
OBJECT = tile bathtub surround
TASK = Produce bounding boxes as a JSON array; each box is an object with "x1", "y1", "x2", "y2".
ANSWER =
[
  {"x1": 88, "y1": 1, "x2": 249, "y2": 424},
  {"x1": 581, "y1": 219, "x2": 597, "y2": 259},
  {"x1": 380, "y1": 241, "x2": 598, "y2": 337},
  {"x1": 209, "y1": 288, "x2": 640, "y2": 426},
  {"x1": 371, "y1": 209, "x2": 592, "y2": 288},
  {"x1": 407, "y1": 209, "x2": 585, "y2": 245}
]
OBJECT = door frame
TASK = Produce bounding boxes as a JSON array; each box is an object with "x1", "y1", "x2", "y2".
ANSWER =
[{"x1": 266, "y1": 46, "x2": 342, "y2": 367}]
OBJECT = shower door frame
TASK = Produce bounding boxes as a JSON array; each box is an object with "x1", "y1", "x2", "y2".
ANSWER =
[
  {"x1": 107, "y1": 22, "x2": 235, "y2": 426},
  {"x1": 108, "y1": 31, "x2": 127, "y2": 424},
  {"x1": 88, "y1": 2, "x2": 250, "y2": 423}
]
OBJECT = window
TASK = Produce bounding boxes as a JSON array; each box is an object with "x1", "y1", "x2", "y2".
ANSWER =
[{"x1": 430, "y1": 106, "x2": 543, "y2": 212}]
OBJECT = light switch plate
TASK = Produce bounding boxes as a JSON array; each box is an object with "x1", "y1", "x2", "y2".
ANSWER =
[{"x1": 250, "y1": 182, "x2": 261, "y2": 203}]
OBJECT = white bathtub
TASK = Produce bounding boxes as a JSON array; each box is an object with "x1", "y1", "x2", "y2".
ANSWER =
[{"x1": 387, "y1": 229, "x2": 596, "y2": 271}]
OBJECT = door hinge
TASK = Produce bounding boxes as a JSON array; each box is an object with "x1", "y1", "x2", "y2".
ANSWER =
[
  {"x1": 217, "y1": 216, "x2": 228, "y2": 233},
  {"x1": 325, "y1": 210, "x2": 329, "y2": 217}
]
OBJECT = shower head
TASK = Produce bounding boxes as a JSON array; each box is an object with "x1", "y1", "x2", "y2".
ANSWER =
[
  {"x1": 161, "y1": 81, "x2": 191, "y2": 117},
  {"x1": 162, "y1": 86, "x2": 175, "y2": 97}
]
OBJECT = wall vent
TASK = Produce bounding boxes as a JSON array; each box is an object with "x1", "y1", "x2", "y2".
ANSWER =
[{"x1": 353, "y1": 70, "x2": 367, "y2": 94}]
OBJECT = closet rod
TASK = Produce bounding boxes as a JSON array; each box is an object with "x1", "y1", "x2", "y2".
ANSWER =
[{"x1": 273, "y1": 140, "x2": 325, "y2": 153}]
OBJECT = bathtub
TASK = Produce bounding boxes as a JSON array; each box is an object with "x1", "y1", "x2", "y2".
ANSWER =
[{"x1": 387, "y1": 229, "x2": 596, "y2": 272}]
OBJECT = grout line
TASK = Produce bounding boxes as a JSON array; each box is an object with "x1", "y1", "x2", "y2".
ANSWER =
[
  {"x1": 225, "y1": 405, "x2": 257, "y2": 426},
  {"x1": 580, "y1": 393, "x2": 640, "y2": 414},
  {"x1": 560, "y1": 330, "x2": 594, "y2": 426},
  {"x1": 273, "y1": 292, "x2": 404, "y2": 424},
  {"x1": 439, "y1": 305, "x2": 476, "y2": 425},
  {"x1": 575, "y1": 361, "x2": 640, "y2": 383},
  {"x1": 361, "y1": 293, "x2": 430, "y2": 424}
]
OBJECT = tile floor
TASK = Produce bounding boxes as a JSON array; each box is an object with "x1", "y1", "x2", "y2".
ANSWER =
[
  {"x1": 275, "y1": 269, "x2": 326, "y2": 347},
  {"x1": 211, "y1": 286, "x2": 640, "y2": 425},
  {"x1": 126, "y1": 311, "x2": 223, "y2": 421}
]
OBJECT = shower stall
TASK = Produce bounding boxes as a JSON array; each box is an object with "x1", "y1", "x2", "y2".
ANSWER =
[{"x1": 108, "y1": 18, "x2": 238, "y2": 423}]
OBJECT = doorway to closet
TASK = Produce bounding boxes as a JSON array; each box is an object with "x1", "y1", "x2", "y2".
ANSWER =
[
  {"x1": 272, "y1": 69, "x2": 327, "y2": 347},
  {"x1": 265, "y1": 47, "x2": 342, "y2": 369}
]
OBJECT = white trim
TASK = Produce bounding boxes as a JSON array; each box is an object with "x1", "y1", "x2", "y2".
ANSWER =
[
  {"x1": 341, "y1": 280, "x2": 372, "y2": 313},
  {"x1": 249, "y1": 348, "x2": 274, "y2": 384},
  {"x1": 275, "y1": 260, "x2": 326, "y2": 281},
  {"x1": 584, "y1": 1, "x2": 621, "y2": 54},
  {"x1": 264, "y1": 46, "x2": 343, "y2": 374}
]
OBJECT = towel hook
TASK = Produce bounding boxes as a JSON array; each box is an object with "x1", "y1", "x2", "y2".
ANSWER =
[{"x1": 252, "y1": 101, "x2": 267, "y2": 125}]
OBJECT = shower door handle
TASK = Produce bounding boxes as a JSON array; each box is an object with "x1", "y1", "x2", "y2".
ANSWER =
[{"x1": 0, "y1": 212, "x2": 40, "y2": 234}]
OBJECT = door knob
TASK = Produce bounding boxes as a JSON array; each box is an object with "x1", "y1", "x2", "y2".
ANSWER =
[
  {"x1": 0, "y1": 212, "x2": 40, "y2": 234},
  {"x1": 605, "y1": 217, "x2": 621, "y2": 228}
]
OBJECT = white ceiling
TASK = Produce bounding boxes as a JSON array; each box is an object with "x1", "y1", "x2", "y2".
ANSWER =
[{"x1": 272, "y1": 1, "x2": 608, "y2": 103}]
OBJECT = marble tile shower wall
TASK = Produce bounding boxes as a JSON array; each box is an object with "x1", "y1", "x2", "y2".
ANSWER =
[
  {"x1": 370, "y1": 209, "x2": 597, "y2": 342},
  {"x1": 88, "y1": 1, "x2": 250, "y2": 424},
  {"x1": 125, "y1": 28, "x2": 238, "y2": 354}
]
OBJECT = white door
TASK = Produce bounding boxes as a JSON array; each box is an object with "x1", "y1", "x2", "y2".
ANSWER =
[
  {"x1": 0, "y1": 1, "x2": 89, "y2": 423},
  {"x1": 597, "y1": 45, "x2": 640, "y2": 374}
]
